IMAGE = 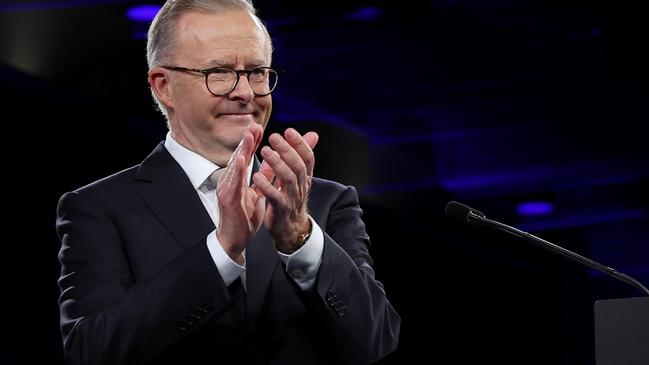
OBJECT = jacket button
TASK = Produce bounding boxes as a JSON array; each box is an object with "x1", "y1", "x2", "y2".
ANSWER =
[
  {"x1": 201, "y1": 300, "x2": 213, "y2": 312},
  {"x1": 328, "y1": 296, "x2": 338, "y2": 306},
  {"x1": 183, "y1": 316, "x2": 195, "y2": 326},
  {"x1": 337, "y1": 306, "x2": 346, "y2": 317},
  {"x1": 178, "y1": 320, "x2": 188, "y2": 331},
  {"x1": 325, "y1": 289, "x2": 334, "y2": 300}
]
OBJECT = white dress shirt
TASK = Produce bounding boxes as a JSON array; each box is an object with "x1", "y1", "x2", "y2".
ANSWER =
[{"x1": 164, "y1": 132, "x2": 323, "y2": 290}]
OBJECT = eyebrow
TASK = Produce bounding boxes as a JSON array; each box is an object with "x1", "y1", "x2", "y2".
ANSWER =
[{"x1": 205, "y1": 59, "x2": 268, "y2": 69}]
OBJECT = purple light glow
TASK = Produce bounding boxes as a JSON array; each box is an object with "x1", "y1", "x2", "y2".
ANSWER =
[
  {"x1": 517, "y1": 201, "x2": 554, "y2": 216},
  {"x1": 346, "y1": 6, "x2": 382, "y2": 21},
  {"x1": 126, "y1": 4, "x2": 160, "y2": 22}
]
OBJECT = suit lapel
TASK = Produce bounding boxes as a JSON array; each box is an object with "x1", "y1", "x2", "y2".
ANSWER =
[{"x1": 134, "y1": 142, "x2": 215, "y2": 248}]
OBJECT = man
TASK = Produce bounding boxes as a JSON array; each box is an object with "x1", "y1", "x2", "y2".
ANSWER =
[{"x1": 56, "y1": 0, "x2": 400, "y2": 364}]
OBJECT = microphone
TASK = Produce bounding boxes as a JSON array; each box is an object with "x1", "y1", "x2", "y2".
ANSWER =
[{"x1": 445, "y1": 201, "x2": 649, "y2": 296}]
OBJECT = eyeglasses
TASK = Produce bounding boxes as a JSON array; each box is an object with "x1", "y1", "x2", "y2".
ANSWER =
[{"x1": 162, "y1": 65, "x2": 279, "y2": 96}]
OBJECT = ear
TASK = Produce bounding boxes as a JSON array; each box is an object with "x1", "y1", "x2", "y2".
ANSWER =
[{"x1": 148, "y1": 67, "x2": 174, "y2": 111}]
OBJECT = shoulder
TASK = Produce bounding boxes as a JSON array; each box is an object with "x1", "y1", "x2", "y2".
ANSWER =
[
  {"x1": 58, "y1": 165, "x2": 140, "y2": 207},
  {"x1": 310, "y1": 177, "x2": 361, "y2": 209},
  {"x1": 311, "y1": 176, "x2": 354, "y2": 196},
  {"x1": 77, "y1": 165, "x2": 139, "y2": 193}
]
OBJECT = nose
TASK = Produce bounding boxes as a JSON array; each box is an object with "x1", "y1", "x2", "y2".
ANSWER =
[{"x1": 227, "y1": 73, "x2": 255, "y2": 102}]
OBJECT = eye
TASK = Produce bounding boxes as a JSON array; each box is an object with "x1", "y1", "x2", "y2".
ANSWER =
[
  {"x1": 207, "y1": 68, "x2": 235, "y2": 81},
  {"x1": 249, "y1": 68, "x2": 267, "y2": 81}
]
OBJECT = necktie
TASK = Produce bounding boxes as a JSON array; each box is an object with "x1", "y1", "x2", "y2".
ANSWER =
[
  {"x1": 208, "y1": 168, "x2": 247, "y2": 291},
  {"x1": 207, "y1": 168, "x2": 225, "y2": 190}
]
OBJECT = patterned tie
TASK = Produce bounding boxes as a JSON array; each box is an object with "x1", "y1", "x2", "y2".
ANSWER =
[
  {"x1": 208, "y1": 168, "x2": 246, "y2": 291},
  {"x1": 207, "y1": 168, "x2": 225, "y2": 190}
]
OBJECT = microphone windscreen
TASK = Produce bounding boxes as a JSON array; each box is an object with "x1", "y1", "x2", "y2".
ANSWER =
[{"x1": 445, "y1": 201, "x2": 485, "y2": 222}]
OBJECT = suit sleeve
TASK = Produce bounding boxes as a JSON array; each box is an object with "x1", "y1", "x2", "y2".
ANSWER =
[
  {"x1": 56, "y1": 191, "x2": 232, "y2": 365},
  {"x1": 304, "y1": 185, "x2": 401, "y2": 363}
]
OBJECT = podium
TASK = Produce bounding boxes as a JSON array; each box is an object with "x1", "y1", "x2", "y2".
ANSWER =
[{"x1": 594, "y1": 297, "x2": 649, "y2": 365}]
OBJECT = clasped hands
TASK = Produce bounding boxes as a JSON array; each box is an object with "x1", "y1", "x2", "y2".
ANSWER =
[{"x1": 216, "y1": 123, "x2": 319, "y2": 264}]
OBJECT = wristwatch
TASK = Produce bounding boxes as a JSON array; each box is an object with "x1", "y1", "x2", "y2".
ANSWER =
[
  {"x1": 277, "y1": 220, "x2": 312, "y2": 254},
  {"x1": 295, "y1": 227, "x2": 312, "y2": 249}
]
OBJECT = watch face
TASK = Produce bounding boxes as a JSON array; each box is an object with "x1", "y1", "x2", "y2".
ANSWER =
[{"x1": 298, "y1": 230, "x2": 312, "y2": 246}]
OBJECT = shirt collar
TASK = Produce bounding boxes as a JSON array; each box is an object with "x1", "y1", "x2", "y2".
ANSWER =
[{"x1": 164, "y1": 132, "x2": 254, "y2": 189}]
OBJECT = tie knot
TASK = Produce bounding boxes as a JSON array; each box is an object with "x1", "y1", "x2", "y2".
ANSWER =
[{"x1": 207, "y1": 168, "x2": 225, "y2": 189}]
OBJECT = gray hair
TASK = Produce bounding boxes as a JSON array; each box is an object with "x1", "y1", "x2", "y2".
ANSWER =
[{"x1": 146, "y1": 0, "x2": 273, "y2": 120}]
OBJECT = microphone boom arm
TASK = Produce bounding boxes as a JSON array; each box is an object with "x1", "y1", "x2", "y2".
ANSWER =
[{"x1": 467, "y1": 211, "x2": 649, "y2": 297}]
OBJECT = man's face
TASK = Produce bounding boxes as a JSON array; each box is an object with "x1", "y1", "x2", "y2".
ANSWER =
[{"x1": 165, "y1": 10, "x2": 272, "y2": 160}]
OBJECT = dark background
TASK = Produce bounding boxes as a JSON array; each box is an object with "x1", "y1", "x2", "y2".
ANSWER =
[{"x1": 4, "y1": 0, "x2": 648, "y2": 364}]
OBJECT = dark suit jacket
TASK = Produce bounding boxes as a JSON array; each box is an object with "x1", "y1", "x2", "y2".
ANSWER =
[{"x1": 56, "y1": 142, "x2": 400, "y2": 365}]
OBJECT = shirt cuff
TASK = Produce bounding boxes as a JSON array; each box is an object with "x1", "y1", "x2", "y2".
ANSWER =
[
  {"x1": 277, "y1": 215, "x2": 324, "y2": 290},
  {"x1": 206, "y1": 229, "x2": 246, "y2": 287}
]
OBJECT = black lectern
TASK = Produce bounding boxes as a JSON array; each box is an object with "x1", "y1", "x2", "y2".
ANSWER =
[{"x1": 595, "y1": 297, "x2": 649, "y2": 365}]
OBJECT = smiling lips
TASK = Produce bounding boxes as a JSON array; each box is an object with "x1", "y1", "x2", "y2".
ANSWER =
[{"x1": 219, "y1": 112, "x2": 255, "y2": 122}]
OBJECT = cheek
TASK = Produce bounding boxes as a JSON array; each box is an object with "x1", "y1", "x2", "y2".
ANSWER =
[
  {"x1": 184, "y1": 102, "x2": 218, "y2": 132},
  {"x1": 261, "y1": 97, "x2": 272, "y2": 114},
  {"x1": 260, "y1": 99, "x2": 272, "y2": 126},
  {"x1": 176, "y1": 87, "x2": 208, "y2": 114},
  {"x1": 199, "y1": 96, "x2": 223, "y2": 117}
]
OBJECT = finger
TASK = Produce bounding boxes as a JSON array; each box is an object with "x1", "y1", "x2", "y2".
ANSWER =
[
  {"x1": 225, "y1": 128, "x2": 255, "y2": 184},
  {"x1": 229, "y1": 124, "x2": 262, "y2": 174},
  {"x1": 252, "y1": 172, "x2": 284, "y2": 208},
  {"x1": 252, "y1": 159, "x2": 274, "y2": 197},
  {"x1": 260, "y1": 145, "x2": 299, "y2": 197},
  {"x1": 253, "y1": 191, "x2": 266, "y2": 230},
  {"x1": 258, "y1": 159, "x2": 275, "y2": 181},
  {"x1": 240, "y1": 127, "x2": 260, "y2": 167},
  {"x1": 284, "y1": 128, "x2": 318, "y2": 176},
  {"x1": 303, "y1": 131, "x2": 319, "y2": 149},
  {"x1": 268, "y1": 133, "x2": 307, "y2": 189},
  {"x1": 245, "y1": 124, "x2": 266, "y2": 195},
  {"x1": 242, "y1": 186, "x2": 262, "y2": 232},
  {"x1": 218, "y1": 154, "x2": 245, "y2": 200},
  {"x1": 227, "y1": 127, "x2": 250, "y2": 169},
  {"x1": 248, "y1": 123, "x2": 264, "y2": 155}
]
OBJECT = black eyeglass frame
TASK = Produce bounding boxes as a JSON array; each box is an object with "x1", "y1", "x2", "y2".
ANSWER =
[{"x1": 161, "y1": 65, "x2": 280, "y2": 96}]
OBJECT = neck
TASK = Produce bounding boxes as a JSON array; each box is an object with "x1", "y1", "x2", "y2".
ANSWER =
[{"x1": 170, "y1": 129, "x2": 232, "y2": 167}]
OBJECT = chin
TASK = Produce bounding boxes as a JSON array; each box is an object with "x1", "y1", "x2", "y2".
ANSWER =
[{"x1": 220, "y1": 127, "x2": 249, "y2": 149}]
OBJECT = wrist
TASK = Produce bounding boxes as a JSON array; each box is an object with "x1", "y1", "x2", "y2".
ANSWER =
[
  {"x1": 216, "y1": 231, "x2": 245, "y2": 265},
  {"x1": 275, "y1": 217, "x2": 312, "y2": 254}
]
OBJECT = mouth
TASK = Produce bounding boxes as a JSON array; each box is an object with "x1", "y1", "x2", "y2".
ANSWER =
[{"x1": 218, "y1": 112, "x2": 255, "y2": 122}]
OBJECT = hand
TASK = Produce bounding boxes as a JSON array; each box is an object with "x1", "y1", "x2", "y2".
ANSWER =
[
  {"x1": 216, "y1": 123, "x2": 266, "y2": 265},
  {"x1": 252, "y1": 128, "x2": 319, "y2": 252}
]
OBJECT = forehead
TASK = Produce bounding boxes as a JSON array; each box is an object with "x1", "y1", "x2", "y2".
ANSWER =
[{"x1": 174, "y1": 10, "x2": 270, "y2": 65}]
